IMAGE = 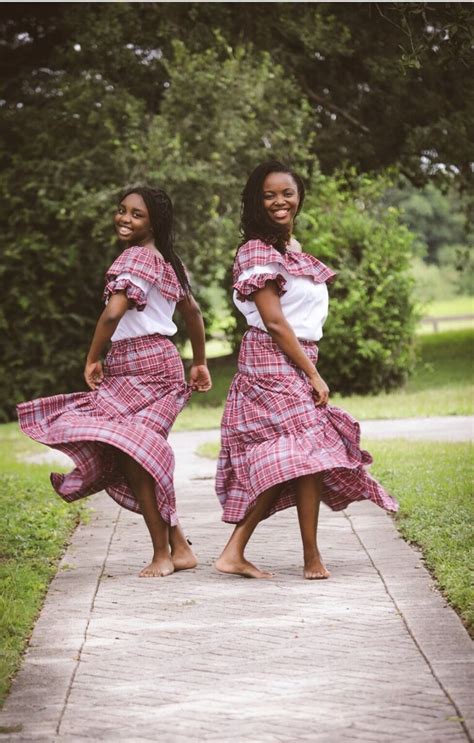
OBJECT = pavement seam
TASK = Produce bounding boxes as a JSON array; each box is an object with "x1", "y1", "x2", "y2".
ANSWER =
[
  {"x1": 55, "y1": 507, "x2": 122, "y2": 737},
  {"x1": 343, "y1": 509, "x2": 472, "y2": 743}
]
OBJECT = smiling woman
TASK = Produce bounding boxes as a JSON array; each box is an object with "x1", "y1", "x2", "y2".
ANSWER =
[
  {"x1": 115, "y1": 193, "x2": 153, "y2": 243},
  {"x1": 215, "y1": 160, "x2": 397, "y2": 581},
  {"x1": 262, "y1": 172, "x2": 300, "y2": 226},
  {"x1": 16, "y1": 186, "x2": 212, "y2": 579}
]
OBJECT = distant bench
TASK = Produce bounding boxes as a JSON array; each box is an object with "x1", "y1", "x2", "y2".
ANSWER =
[{"x1": 421, "y1": 314, "x2": 474, "y2": 332}]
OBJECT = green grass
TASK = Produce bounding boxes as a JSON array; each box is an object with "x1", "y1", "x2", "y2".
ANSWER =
[
  {"x1": 424, "y1": 296, "x2": 474, "y2": 317},
  {"x1": 0, "y1": 424, "x2": 83, "y2": 706},
  {"x1": 418, "y1": 296, "x2": 474, "y2": 334},
  {"x1": 370, "y1": 440, "x2": 473, "y2": 634},
  {"x1": 174, "y1": 328, "x2": 474, "y2": 430},
  {"x1": 196, "y1": 438, "x2": 473, "y2": 633}
]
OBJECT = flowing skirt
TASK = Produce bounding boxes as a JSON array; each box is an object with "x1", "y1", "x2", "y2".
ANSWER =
[
  {"x1": 216, "y1": 328, "x2": 398, "y2": 523},
  {"x1": 17, "y1": 333, "x2": 192, "y2": 525}
]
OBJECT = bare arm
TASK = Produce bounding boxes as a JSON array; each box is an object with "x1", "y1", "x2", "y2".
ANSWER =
[
  {"x1": 253, "y1": 282, "x2": 329, "y2": 406},
  {"x1": 84, "y1": 293, "x2": 130, "y2": 390},
  {"x1": 176, "y1": 294, "x2": 212, "y2": 392}
]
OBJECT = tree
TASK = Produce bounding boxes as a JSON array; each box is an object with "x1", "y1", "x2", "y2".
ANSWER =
[{"x1": 1, "y1": 3, "x2": 472, "y2": 190}]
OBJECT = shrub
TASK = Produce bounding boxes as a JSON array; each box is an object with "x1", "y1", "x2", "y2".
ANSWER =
[{"x1": 297, "y1": 172, "x2": 417, "y2": 395}]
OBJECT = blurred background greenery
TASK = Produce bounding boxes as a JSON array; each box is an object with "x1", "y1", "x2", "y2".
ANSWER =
[{"x1": 1, "y1": 3, "x2": 472, "y2": 419}]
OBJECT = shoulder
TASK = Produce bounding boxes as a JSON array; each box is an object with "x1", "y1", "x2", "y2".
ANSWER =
[
  {"x1": 285, "y1": 249, "x2": 337, "y2": 285},
  {"x1": 106, "y1": 246, "x2": 160, "y2": 281},
  {"x1": 233, "y1": 240, "x2": 283, "y2": 277},
  {"x1": 106, "y1": 246, "x2": 185, "y2": 302}
]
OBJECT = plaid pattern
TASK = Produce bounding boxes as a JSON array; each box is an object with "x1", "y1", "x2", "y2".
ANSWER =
[
  {"x1": 103, "y1": 277, "x2": 147, "y2": 311},
  {"x1": 17, "y1": 334, "x2": 192, "y2": 525},
  {"x1": 105, "y1": 245, "x2": 187, "y2": 302},
  {"x1": 233, "y1": 240, "x2": 336, "y2": 301},
  {"x1": 216, "y1": 327, "x2": 398, "y2": 523}
]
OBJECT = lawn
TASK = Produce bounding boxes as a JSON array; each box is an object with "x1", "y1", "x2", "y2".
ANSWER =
[
  {"x1": 0, "y1": 424, "x2": 83, "y2": 706},
  {"x1": 418, "y1": 296, "x2": 474, "y2": 334},
  {"x1": 174, "y1": 328, "x2": 474, "y2": 430},
  {"x1": 196, "y1": 438, "x2": 474, "y2": 634}
]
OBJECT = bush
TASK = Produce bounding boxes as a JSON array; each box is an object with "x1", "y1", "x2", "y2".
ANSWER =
[{"x1": 297, "y1": 172, "x2": 417, "y2": 395}]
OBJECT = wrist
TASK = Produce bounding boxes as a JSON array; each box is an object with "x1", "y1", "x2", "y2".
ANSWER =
[{"x1": 192, "y1": 360, "x2": 207, "y2": 367}]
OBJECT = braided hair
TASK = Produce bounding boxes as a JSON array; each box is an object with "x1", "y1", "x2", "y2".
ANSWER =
[
  {"x1": 120, "y1": 186, "x2": 190, "y2": 295},
  {"x1": 240, "y1": 161, "x2": 306, "y2": 254}
]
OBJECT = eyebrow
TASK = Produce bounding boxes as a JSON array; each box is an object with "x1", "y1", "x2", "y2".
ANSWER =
[{"x1": 263, "y1": 188, "x2": 296, "y2": 193}]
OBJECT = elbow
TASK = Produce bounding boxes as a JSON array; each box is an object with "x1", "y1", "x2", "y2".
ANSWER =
[
  {"x1": 265, "y1": 319, "x2": 286, "y2": 337},
  {"x1": 103, "y1": 309, "x2": 124, "y2": 325}
]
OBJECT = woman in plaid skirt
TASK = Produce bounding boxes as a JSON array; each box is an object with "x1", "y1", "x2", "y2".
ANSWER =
[
  {"x1": 215, "y1": 161, "x2": 397, "y2": 580},
  {"x1": 18, "y1": 187, "x2": 212, "y2": 577}
]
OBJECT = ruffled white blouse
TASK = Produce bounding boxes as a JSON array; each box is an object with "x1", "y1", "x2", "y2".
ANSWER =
[
  {"x1": 234, "y1": 263, "x2": 329, "y2": 341},
  {"x1": 110, "y1": 272, "x2": 178, "y2": 341}
]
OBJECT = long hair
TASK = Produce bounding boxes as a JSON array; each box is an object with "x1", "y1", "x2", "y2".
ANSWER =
[
  {"x1": 119, "y1": 186, "x2": 190, "y2": 294},
  {"x1": 239, "y1": 161, "x2": 306, "y2": 254}
]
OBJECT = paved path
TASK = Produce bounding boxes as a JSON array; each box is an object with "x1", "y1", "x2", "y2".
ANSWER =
[{"x1": 1, "y1": 421, "x2": 473, "y2": 741}]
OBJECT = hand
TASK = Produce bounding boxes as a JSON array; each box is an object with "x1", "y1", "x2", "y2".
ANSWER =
[
  {"x1": 309, "y1": 371, "x2": 329, "y2": 406},
  {"x1": 189, "y1": 364, "x2": 212, "y2": 392},
  {"x1": 84, "y1": 360, "x2": 104, "y2": 390}
]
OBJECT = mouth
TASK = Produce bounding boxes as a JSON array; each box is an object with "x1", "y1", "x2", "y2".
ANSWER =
[
  {"x1": 271, "y1": 209, "x2": 290, "y2": 220},
  {"x1": 117, "y1": 225, "x2": 133, "y2": 237}
]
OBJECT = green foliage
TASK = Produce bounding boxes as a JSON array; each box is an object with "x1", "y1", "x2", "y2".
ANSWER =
[
  {"x1": 0, "y1": 424, "x2": 83, "y2": 704},
  {"x1": 298, "y1": 172, "x2": 417, "y2": 394},
  {"x1": 0, "y1": 69, "x2": 147, "y2": 420},
  {"x1": 411, "y1": 258, "x2": 459, "y2": 305},
  {"x1": 141, "y1": 40, "x2": 315, "y2": 282}
]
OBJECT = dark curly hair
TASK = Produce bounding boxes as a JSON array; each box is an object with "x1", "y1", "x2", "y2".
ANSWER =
[
  {"x1": 240, "y1": 161, "x2": 306, "y2": 254},
  {"x1": 119, "y1": 186, "x2": 190, "y2": 295}
]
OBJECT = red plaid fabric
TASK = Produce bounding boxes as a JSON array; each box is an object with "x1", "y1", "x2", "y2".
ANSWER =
[
  {"x1": 103, "y1": 277, "x2": 147, "y2": 310},
  {"x1": 216, "y1": 327, "x2": 398, "y2": 523},
  {"x1": 233, "y1": 240, "x2": 336, "y2": 301},
  {"x1": 104, "y1": 245, "x2": 187, "y2": 303},
  {"x1": 17, "y1": 334, "x2": 192, "y2": 525}
]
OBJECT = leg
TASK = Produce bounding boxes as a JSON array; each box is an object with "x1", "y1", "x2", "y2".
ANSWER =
[
  {"x1": 169, "y1": 523, "x2": 198, "y2": 571},
  {"x1": 119, "y1": 452, "x2": 174, "y2": 578},
  {"x1": 295, "y1": 473, "x2": 330, "y2": 580},
  {"x1": 215, "y1": 485, "x2": 280, "y2": 579}
]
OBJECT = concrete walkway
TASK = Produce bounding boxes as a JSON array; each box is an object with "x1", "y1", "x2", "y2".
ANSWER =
[{"x1": 1, "y1": 420, "x2": 473, "y2": 741}]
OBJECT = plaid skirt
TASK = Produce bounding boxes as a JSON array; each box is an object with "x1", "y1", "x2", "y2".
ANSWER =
[
  {"x1": 17, "y1": 333, "x2": 192, "y2": 525},
  {"x1": 216, "y1": 327, "x2": 398, "y2": 523}
]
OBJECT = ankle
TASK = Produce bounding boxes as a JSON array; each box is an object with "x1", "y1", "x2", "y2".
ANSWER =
[
  {"x1": 303, "y1": 548, "x2": 320, "y2": 561},
  {"x1": 152, "y1": 545, "x2": 171, "y2": 560}
]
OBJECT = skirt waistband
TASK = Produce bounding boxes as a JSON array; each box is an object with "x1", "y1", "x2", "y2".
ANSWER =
[
  {"x1": 110, "y1": 332, "x2": 170, "y2": 353},
  {"x1": 239, "y1": 327, "x2": 318, "y2": 376}
]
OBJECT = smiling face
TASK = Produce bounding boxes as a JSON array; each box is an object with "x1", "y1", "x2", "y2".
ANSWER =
[
  {"x1": 262, "y1": 172, "x2": 300, "y2": 230},
  {"x1": 114, "y1": 192, "x2": 153, "y2": 246}
]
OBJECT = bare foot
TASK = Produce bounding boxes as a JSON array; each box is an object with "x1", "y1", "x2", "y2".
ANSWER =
[
  {"x1": 303, "y1": 554, "x2": 330, "y2": 580},
  {"x1": 139, "y1": 555, "x2": 175, "y2": 578},
  {"x1": 215, "y1": 554, "x2": 273, "y2": 579},
  {"x1": 171, "y1": 542, "x2": 198, "y2": 571}
]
